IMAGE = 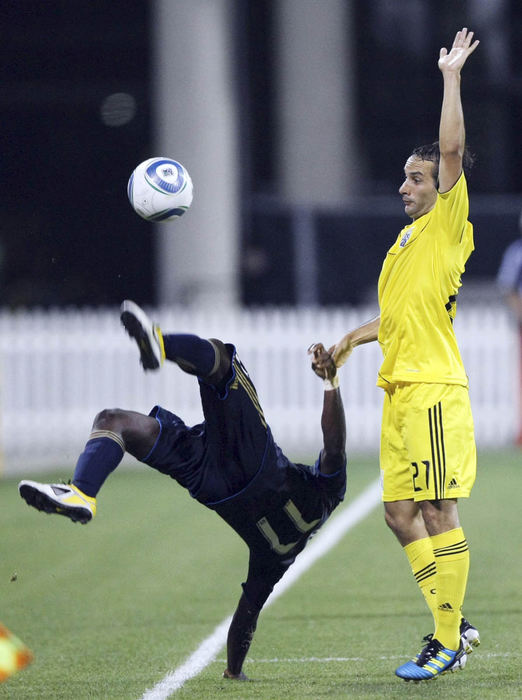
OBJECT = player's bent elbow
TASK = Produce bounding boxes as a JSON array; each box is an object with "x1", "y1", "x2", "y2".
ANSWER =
[{"x1": 320, "y1": 449, "x2": 346, "y2": 476}]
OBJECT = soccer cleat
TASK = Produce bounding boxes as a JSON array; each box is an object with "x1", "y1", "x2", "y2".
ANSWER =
[
  {"x1": 395, "y1": 637, "x2": 467, "y2": 681},
  {"x1": 421, "y1": 617, "x2": 480, "y2": 657},
  {"x1": 120, "y1": 300, "x2": 165, "y2": 371},
  {"x1": 419, "y1": 634, "x2": 468, "y2": 672},
  {"x1": 18, "y1": 480, "x2": 96, "y2": 524},
  {"x1": 460, "y1": 617, "x2": 480, "y2": 653}
]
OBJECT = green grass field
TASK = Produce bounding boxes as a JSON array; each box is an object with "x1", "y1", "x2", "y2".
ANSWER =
[{"x1": 1, "y1": 450, "x2": 521, "y2": 699}]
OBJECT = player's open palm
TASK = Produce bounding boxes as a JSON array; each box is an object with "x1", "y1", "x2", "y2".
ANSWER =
[{"x1": 438, "y1": 27, "x2": 479, "y2": 74}]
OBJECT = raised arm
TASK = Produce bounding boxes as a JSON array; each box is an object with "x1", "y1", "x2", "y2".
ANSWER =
[
  {"x1": 309, "y1": 343, "x2": 346, "y2": 475},
  {"x1": 330, "y1": 315, "x2": 380, "y2": 368},
  {"x1": 437, "y1": 27, "x2": 479, "y2": 193}
]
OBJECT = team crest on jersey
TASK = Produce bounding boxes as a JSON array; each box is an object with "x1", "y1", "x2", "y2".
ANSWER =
[{"x1": 400, "y1": 228, "x2": 414, "y2": 247}]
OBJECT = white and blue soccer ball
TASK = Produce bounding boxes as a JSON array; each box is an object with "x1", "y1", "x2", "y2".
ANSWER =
[{"x1": 127, "y1": 157, "x2": 193, "y2": 222}]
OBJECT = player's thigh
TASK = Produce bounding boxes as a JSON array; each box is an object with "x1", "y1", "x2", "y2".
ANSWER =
[
  {"x1": 399, "y1": 383, "x2": 476, "y2": 501},
  {"x1": 380, "y1": 389, "x2": 414, "y2": 501}
]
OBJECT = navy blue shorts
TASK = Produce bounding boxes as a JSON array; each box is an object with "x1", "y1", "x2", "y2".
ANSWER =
[
  {"x1": 142, "y1": 346, "x2": 271, "y2": 504},
  {"x1": 141, "y1": 345, "x2": 347, "y2": 610}
]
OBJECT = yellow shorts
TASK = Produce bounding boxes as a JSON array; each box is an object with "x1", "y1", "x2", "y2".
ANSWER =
[{"x1": 380, "y1": 383, "x2": 476, "y2": 502}]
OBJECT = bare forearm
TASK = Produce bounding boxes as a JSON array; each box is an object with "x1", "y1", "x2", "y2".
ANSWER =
[
  {"x1": 320, "y1": 388, "x2": 346, "y2": 475},
  {"x1": 437, "y1": 28, "x2": 479, "y2": 191},
  {"x1": 332, "y1": 315, "x2": 379, "y2": 367},
  {"x1": 224, "y1": 594, "x2": 260, "y2": 678},
  {"x1": 350, "y1": 315, "x2": 380, "y2": 346},
  {"x1": 308, "y1": 343, "x2": 347, "y2": 474},
  {"x1": 439, "y1": 72, "x2": 465, "y2": 157}
]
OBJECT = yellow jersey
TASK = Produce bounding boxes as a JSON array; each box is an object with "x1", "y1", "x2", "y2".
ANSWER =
[{"x1": 377, "y1": 173, "x2": 474, "y2": 389}]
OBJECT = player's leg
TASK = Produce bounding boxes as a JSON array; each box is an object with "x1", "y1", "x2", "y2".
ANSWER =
[
  {"x1": 420, "y1": 498, "x2": 477, "y2": 654},
  {"x1": 384, "y1": 500, "x2": 439, "y2": 628},
  {"x1": 416, "y1": 384, "x2": 477, "y2": 655},
  {"x1": 383, "y1": 385, "x2": 464, "y2": 680},
  {"x1": 120, "y1": 299, "x2": 229, "y2": 383},
  {"x1": 394, "y1": 383, "x2": 477, "y2": 680},
  {"x1": 122, "y1": 300, "x2": 265, "y2": 500},
  {"x1": 19, "y1": 409, "x2": 158, "y2": 523},
  {"x1": 381, "y1": 388, "x2": 440, "y2": 627}
]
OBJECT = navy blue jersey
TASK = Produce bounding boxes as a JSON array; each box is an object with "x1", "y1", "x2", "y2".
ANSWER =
[{"x1": 143, "y1": 346, "x2": 346, "y2": 608}]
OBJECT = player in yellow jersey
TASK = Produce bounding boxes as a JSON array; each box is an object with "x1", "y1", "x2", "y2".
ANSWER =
[{"x1": 321, "y1": 28, "x2": 480, "y2": 681}]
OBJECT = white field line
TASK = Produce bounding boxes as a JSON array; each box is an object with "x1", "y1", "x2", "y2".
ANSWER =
[
  {"x1": 214, "y1": 652, "x2": 517, "y2": 664},
  {"x1": 139, "y1": 478, "x2": 382, "y2": 700}
]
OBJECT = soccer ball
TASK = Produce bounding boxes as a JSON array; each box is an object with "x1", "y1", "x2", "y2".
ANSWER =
[
  {"x1": 127, "y1": 157, "x2": 193, "y2": 222},
  {"x1": 0, "y1": 624, "x2": 33, "y2": 682}
]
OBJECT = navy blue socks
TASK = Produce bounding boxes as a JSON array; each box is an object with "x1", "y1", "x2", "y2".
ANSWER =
[
  {"x1": 72, "y1": 431, "x2": 125, "y2": 497},
  {"x1": 162, "y1": 333, "x2": 217, "y2": 377}
]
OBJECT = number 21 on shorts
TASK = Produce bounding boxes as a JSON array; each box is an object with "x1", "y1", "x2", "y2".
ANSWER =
[{"x1": 411, "y1": 460, "x2": 430, "y2": 492}]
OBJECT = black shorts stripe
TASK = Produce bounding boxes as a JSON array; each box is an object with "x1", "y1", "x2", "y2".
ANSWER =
[
  {"x1": 434, "y1": 402, "x2": 443, "y2": 499},
  {"x1": 437, "y1": 402, "x2": 447, "y2": 496},
  {"x1": 428, "y1": 401, "x2": 447, "y2": 499},
  {"x1": 428, "y1": 407, "x2": 440, "y2": 499}
]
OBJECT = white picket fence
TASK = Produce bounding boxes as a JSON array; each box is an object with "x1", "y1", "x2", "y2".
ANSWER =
[{"x1": 0, "y1": 305, "x2": 519, "y2": 476}]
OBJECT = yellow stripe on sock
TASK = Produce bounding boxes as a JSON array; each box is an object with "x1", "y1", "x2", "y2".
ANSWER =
[{"x1": 88, "y1": 430, "x2": 125, "y2": 452}]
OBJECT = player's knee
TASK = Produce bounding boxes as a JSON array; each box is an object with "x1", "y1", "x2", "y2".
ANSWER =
[
  {"x1": 384, "y1": 506, "x2": 420, "y2": 542},
  {"x1": 420, "y1": 499, "x2": 459, "y2": 535},
  {"x1": 203, "y1": 339, "x2": 232, "y2": 384},
  {"x1": 93, "y1": 408, "x2": 129, "y2": 433}
]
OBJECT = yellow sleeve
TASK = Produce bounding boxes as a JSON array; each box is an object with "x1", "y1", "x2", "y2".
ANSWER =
[{"x1": 436, "y1": 172, "x2": 470, "y2": 244}]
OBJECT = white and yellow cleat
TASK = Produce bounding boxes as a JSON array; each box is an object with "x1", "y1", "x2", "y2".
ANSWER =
[
  {"x1": 120, "y1": 299, "x2": 165, "y2": 371},
  {"x1": 460, "y1": 617, "x2": 480, "y2": 653},
  {"x1": 18, "y1": 481, "x2": 96, "y2": 524}
]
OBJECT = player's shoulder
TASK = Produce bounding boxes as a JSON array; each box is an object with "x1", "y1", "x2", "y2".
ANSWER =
[
  {"x1": 433, "y1": 172, "x2": 470, "y2": 236},
  {"x1": 438, "y1": 171, "x2": 468, "y2": 202}
]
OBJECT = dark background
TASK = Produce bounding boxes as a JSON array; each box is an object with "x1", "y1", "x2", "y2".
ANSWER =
[{"x1": 1, "y1": 1, "x2": 521, "y2": 307}]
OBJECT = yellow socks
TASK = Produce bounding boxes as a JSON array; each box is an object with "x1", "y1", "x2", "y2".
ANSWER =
[
  {"x1": 431, "y1": 527, "x2": 469, "y2": 650},
  {"x1": 405, "y1": 528, "x2": 470, "y2": 651},
  {"x1": 404, "y1": 537, "x2": 438, "y2": 626}
]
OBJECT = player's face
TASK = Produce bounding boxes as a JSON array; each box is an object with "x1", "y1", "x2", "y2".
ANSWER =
[{"x1": 399, "y1": 157, "x2": 438, "y2": 220}]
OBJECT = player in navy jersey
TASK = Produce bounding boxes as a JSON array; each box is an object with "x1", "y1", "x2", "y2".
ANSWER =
[{"x1": 19, "y1": 301, "x2": 347, "y2": 680}]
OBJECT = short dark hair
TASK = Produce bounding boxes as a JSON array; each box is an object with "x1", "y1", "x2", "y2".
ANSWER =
[{"x1": 411, "y1": 141, "x2": 476, "y2": 184}]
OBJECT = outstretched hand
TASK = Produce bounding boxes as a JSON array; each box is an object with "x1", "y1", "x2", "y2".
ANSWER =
[
  {"x1": 308, "y1": 343, "x2": 337, "y2": 382},
  {"x1": 438, "y1": 27, "x2": 479, "y2": 74},
  {"x1": 330, "y1": 336, "x2": 355, "y2": 368}
]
